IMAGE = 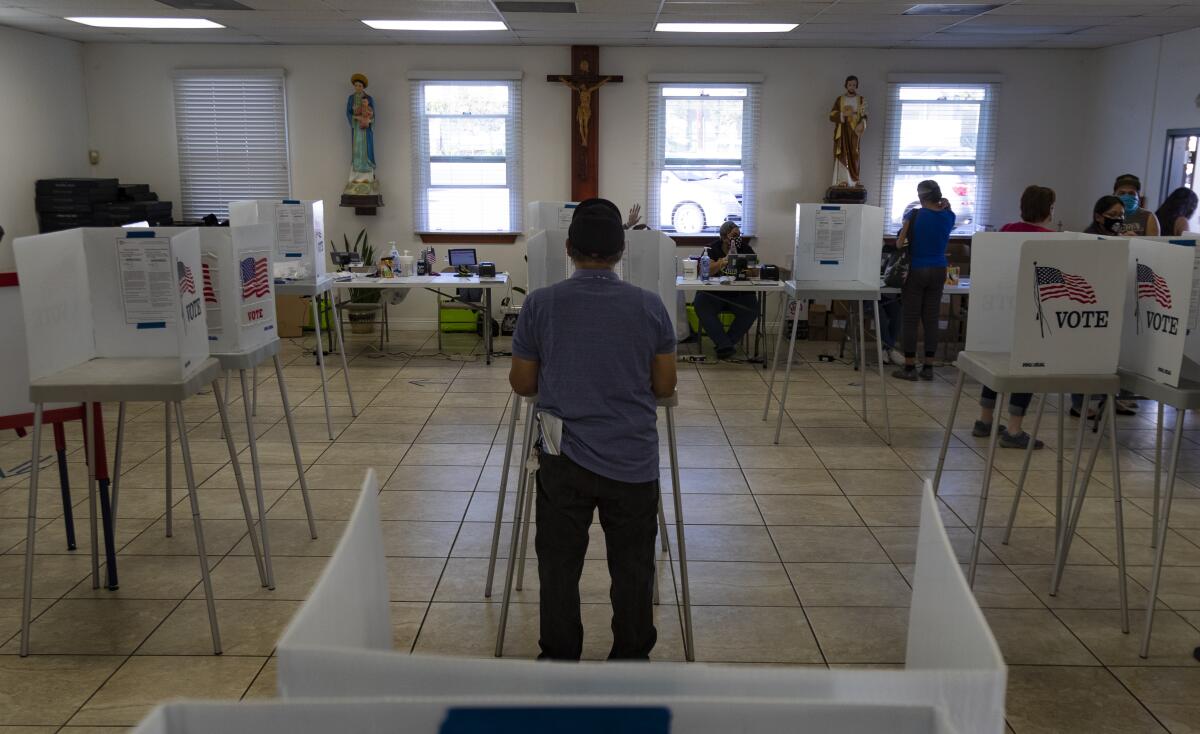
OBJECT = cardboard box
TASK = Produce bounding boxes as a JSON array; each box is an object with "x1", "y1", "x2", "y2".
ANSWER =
[{"x1": 276, "y1": 294, "x2": 308, "y2": 338}]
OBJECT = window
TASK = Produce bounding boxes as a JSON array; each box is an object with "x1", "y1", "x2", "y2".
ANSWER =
[
  {"x1": 173, "y1": 69, "x2": 291, "y2": 221},
  {"x1": 880, "y1": 82, "x2": 998, "y2": 235},
  {"x1": 411, "y1": 77, "x2": 522, "y2": 233},
  {"x1": 647, "y1": 82, "x2": 760, "y2": 235}
]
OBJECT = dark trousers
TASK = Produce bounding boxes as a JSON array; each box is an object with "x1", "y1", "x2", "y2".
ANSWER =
[
  {"x1": 535, "y1": 452, "x2": 659, "y2": 661},
  {"x1": 878, "y1": 295, "x2": 902, "y2": 350},
  {"x1": 980, "y1": 387, "x2": 1033, "y2": 417},
  {"x1": 901, "y1": 266, "x2": 946, "y2": 359},
  {"x1": 693, "y1": 291, "x2": 759, "y2": 351}
]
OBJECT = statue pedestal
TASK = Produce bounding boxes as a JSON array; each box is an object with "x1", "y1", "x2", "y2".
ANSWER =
[
  {"x1": 341, "y1": 179, "x2": 382, "y2": 216},
  {"x1": 824, "y1": 186, "x2": 867, "y2": 205}
]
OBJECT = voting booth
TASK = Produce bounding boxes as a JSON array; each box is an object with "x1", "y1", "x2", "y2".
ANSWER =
[
  {"x1": 13, "y1": 228, "x2": 210, "y2": 382},
  {"x1": 132, "y1": 225, "x2": 278, "y2": 354},
  {"x1": 793, "y1": 203, "x2": 884, "y2": 282},
  {"x1": 1117, "y1": 236, "x2": 1199, "y2": 386},
  {"x1": 228, "y1": 199, "x2": 326, "y2": 281},
  {"x1": 966, "y1": 233, "x2": 1128, "y2": 374},
  {"x1": 271, "y1": 473, "x2": 1005, "y2": 734},
  {"x1": 525, "y1": 200, "x2": 687, "y2": 339}
]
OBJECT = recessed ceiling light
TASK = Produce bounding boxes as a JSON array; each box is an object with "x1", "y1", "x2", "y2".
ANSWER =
[
  {"x1": 903, "y1": 4, "x2": 1002, "y2": 16},
  {"x1": 655, "y1": 22, "x2": 797, "y2": 33},
  {"x1": 65, "y1": 16, "x2": 224, "y2": 28},
  {"x1": 361, "y1": 20, "x2": 508, "y2": 31}
]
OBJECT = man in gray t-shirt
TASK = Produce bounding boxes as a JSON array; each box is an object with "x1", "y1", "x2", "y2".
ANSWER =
[{"x1": 510, "y1": 198, "x2": 677, "y2": 660}]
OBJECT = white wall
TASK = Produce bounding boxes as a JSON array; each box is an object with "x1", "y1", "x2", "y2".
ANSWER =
[
  {"x1": 0, "y1": 26, "x2": 90, "y2": 269},
  {"x1": 82, "y1": 41, "x2": 1095, "y2": 324}
]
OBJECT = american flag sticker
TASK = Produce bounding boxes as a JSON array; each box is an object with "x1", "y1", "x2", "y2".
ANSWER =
[
  {"x1": 178, "y1": 261, "x2": 196, "y2": 296},
  {"x1": 1035, "y1": 266, "x2": 1097, "y2": 305},
  {"x1": 1136, "y1": 263, "x2": 1172, "y2": 309},
  {"x1": 202, "y1": 263, "x2": 218, "y2": 305},
  {"x1": 240, "y1": 255, "x2": 271, "y2": 301}
]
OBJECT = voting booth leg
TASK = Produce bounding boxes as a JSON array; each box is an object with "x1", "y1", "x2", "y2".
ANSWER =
[
  {"x1": 515, "y1": 451, "x2": 537, "y2": 592},
  {"x1": 761, "y1": 296, "x2": 791, "y2": 422},
  {"x1": 85, "y1": 403, "x2": 119, "y2": 591},
  {"x1": 239, "y1": 370, "x2": 275, "y2": 589},
  {"x1": 872, "y1": 301, "x2": 892, "y2": 445},
  {"x1": 932, "y1": 370, "x2": 966, "y2": 496},
  {"x1": 251, "y1": 366, "x2": 258, "y2": 417},
  {"x1": 485, "y1": 396, "x2": 522, "y2": 598},
  {"x1": 1152, "y1": 403, "x2": 1164, "y2": 548},
  {"x1": 1003, "y1": 394, "x2": 1047, "y2": 544},
  {"x1": 1052, "y1": 398, "x2": 1113, "y2": 597},
  {"x1": 666, "y1": 402, "x2": 695, "y2": 662},
  {"x1": 968, "y1": 392, "x2": 1006, "y2": 586},
  {"x1": 1141, "y1": 407, "x2": 1186, "y2": 657},
  {"x1": 164, "y1": 403, "x2": 173, "y2": 537},
  {"x1": 310, "y1": 297, "x2": 335, "y2": 441},
  {"x1": 84, "y1": 401, "x2": 100, "y2": 589},
  {"x1": 1051, "y1": 393, "x2": 1093, "y2": 595},
  {"x1": 19, "y1": 404, "x2": 44, "y2": 657},
  {"x1": 484, "y1": 290, "x2": 494, "y2": 366},
  {"x1": 657, "y1": 499, "x2": 670, "y2": 553},
  {"x1": 273, "y1": 355, "x2": 317, "y2": 539},
  {"x1": 772, "y1": 308, "x2": 803, "y2": 444},
  {"x1": 109, "y1": 402, "x2": 126, "y2": 521},
  {"x1": 212, "y1": 379, "x2": 268, "y2": 590},
  {"x1": 52, "y1": 422, "x2": 76, "y2": 551},
  {"x1": 1056, "y1": 394, "x2": 1065, "y2": 542},
  {"x1": 496, "y1": 399, "x2": 538, "y2": 657},
  {"x1": 327, "y1": 292, "x2": 357, "y2": 417},
  {"x1": 1106, "y1": 404, "x2": 1130, "y2": 634},
  {"x1": 174, "y1": 401, "x2": 223, "y2": 655},
  {"x1": 857, "y1": 301, "x2": 868, "y2": 414}
]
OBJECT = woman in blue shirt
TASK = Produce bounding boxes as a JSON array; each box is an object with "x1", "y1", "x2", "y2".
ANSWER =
[{"x1": 893, "y1": 180, "x2": 955, "y2": 381}]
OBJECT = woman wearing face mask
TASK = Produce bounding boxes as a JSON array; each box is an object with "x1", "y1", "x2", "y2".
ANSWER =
[
  {"x1": 1111, "y1": 173, "x2": 1160, "y2": 236},
  {"x1": 1083, "y1": 195, "x2": 1126, "y2": 236},
  {"x1": 1155, "y1": 187, "x2": 1199, "y2": 237}
]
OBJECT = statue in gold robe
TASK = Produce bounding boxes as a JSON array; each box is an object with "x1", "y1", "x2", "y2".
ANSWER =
[{"x1": 830, "y1": 75, "x2": 867, "y2": 188}]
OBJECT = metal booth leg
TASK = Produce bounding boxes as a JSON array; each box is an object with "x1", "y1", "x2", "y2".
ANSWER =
[
  {"x1": 19, "y1": 404, "x2": 44, "y2": 656},
  {"x1": 932, "y1": 370, "x2": 966, "y2": 496},
  {"x1": 84, "y1": 402, "x2": 100, "y2": 589},
  {"x1": 857, "y1": 299, "x2": 868, "y2": 415},
  {"x1": 211, "y1": 379, "x2": 268, "y2": 589},
  {"x1": 52, "y1": 422, "x2": 76, "y2": 551},
  {"x1": 110, "y1": 402, "x2": 126, "y2": 520},
  {"x1": 1003, "y1": 394, "x2": 1047, "y2": 544},
  {"x1": 1141, "y1": 407, "x2": 1186, "y2": 657},
  {"x1": 1052, "y1": 397, "x2": 1109, "y2": 596},
  {"x1": 329, "y1": 291, "x2": 357, "y2": 417},
  {"x1": 495, "y1": 397, "x2": 538, "y2": 657},
  {"x1": 485, "y1": 395, "x2": 522, "y2": 598},
  {"x1": 239, "y1": 370, "x2": 275, "y2": 589},
  {"x1": 762, "y1": 294, "x2": 790, "y2": 421},
  {"x1": 968, "y1": 392, "x2": 1006, "y2": 586},
  {"x1": 1106, "y1": 400, "x2": 1130, "y2": 634},
  {"x1": 773, "y1": 301, "x2": 803, "y2": 444},
  {"x1": 1152, "y1": 402, "x2": 1164, "y2": 548},
  {"x1": 310, "y1": 294, "x2": 335, "y2": 441},
  {"x1": 273, "y1": 354, "x2": 317, "y2": 539},
  {"x1": 175, "y1": 400, "x2": 223, "y2": 655},
  {"x1": 666, "y1": 400, "x2": 695, "y2": 662},
  {"x1": 86, "y1": 404, "x2": 118, "y2": 591},
  {"x1": 872, "y1": 300, "x2": 892, "y2": 445},
  {"x1": 165, "y1": 403, "x2": 173, "y2": 537}
]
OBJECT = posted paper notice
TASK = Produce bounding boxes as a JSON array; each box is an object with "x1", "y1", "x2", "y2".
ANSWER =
[
  {"x1": 814, "y1": 210, "x2": 848, "y2": 262},
  {"x1": 275, "y1": 204, "x2": 310, "y2": 257},
  {"x1": 117, "y1": 237, "x2": 175, "y2": 324}
]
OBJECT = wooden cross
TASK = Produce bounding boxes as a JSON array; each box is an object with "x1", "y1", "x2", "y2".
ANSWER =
[{"x1": 547, "y1": 45, "x2": 622, "y2": 201}]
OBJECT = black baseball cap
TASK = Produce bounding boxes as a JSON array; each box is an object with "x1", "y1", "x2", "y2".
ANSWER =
[
  {"x1": 573, "y1": 197, "x2": 623, "y2": 223},
  {"x1": 568, "y1": 203, "x2": 625, "y2": 260}
]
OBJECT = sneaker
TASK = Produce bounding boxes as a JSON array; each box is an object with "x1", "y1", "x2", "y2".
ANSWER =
[
  {"x1": 999, "y1": 429, "x2": 1044, "y2": 450},
  {"x1": 1115, "y1": 400, "x2": 1138, "y2": 415},
  {"x1": 889, "y1": 348, "x2": 906, "y2": 365},
  {"x1": 892, "y1": 367, "x2": 918, "y2": 381},
  {"x1": 918, "y1": 365, "x2": 934, "y2": 381},
  {"x1": 972, "y1": 420, "x2": 1006, "y2": 438},
  {"x1": 881, "y1": 351, "x2": 894, "y2": 365}
]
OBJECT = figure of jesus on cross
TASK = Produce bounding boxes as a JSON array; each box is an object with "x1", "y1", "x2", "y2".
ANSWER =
[{"x1": 548, "y1": 46, "x2": 623, "y2": 200}]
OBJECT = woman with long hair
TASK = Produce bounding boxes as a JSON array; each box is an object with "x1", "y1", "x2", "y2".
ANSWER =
[{"x1": 1155, "y1": 187, "x2": 1199, "y2": 237}]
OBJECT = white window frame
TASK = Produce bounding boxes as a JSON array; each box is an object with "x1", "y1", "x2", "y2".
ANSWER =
[
  {"x1": 409, "y1": 73, "x2": 523, "y2": 234},
  {"x1": 647, "y1": 78, "x2": 761, "y2": 236},
  {"x1": 173, "y1": 69, "x2": 292, "y2": 221},
  {"x1": 879, "y1": 78, "x2": 999, "y2": 235}
]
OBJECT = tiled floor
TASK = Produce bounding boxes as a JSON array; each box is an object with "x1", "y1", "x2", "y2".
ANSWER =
[{"x1": 2, "y1": 330, "x2": 1200, "y2": 732}]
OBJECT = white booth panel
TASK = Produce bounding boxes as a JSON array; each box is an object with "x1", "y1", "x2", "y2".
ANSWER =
[
  {"x1": 12, "y1": 229, "x2": 95, "y2": 384},
  {"x1": 229, "y1": 199, "x2": 326, "y2": 281},
  {"x1": 793, "y1": 204, "x2": 884, "y2": 284}
]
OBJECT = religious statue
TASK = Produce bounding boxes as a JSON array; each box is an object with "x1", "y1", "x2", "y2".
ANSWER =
[
  {"x1": 829, "y1": 75, "x2": 867, "y2": 188},
  {"x1": 345, "y1": 73, "x2": 376, "y2": 193},
  {"x1": 554, "y1": 59, "x2": 612, "y2": 147}
]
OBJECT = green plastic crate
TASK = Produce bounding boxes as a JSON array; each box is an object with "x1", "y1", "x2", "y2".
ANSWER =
[
  {"x1": 440, "y1": 307, "x2": 478, "y2": 333},
  {"x1": 685, "y1": 304, "x2": 737, "y2": 335}
]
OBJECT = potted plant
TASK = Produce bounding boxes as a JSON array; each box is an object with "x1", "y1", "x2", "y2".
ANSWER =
[{"x1": 340, "y1": 228, "x2": 381, "y2": 334}]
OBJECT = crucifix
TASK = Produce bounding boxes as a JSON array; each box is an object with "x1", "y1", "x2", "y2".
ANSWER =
[{"x1": 547, "y1": 45, "x2": 623, "y2": 201}]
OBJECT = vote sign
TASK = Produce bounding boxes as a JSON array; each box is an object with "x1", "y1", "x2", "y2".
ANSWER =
[
  {"x1": 1119, "y1": 238, "x2": 1196, "y2": 386},
  {"x1": 1011, "y1": 239, "x2": 1129, "y2": 374}
]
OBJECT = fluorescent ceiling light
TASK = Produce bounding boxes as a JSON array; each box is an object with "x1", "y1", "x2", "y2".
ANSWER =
[
  {"x1": 655, "y1": 22, "x2": 797, "y2": 33},
  {"x1": 65, "y1": 16, "x2": 224, "y2": 28},
  {"x1": 362, "y1": 20, "x2": 507, "y2": 31}
]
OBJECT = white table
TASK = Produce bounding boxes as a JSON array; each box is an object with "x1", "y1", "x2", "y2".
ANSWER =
[
  {"x1": 275, "y1": 276, "x2": 355, "y2": 439},
  {"x1": 333, "y1": 273, "x2": 510, "y2": 365},
  {"x1": 675, "y1": 277, "x2": 788, "y2": 364},
  {"x1": 764, "y1": 280, "x2": 891, "y2": 445}
]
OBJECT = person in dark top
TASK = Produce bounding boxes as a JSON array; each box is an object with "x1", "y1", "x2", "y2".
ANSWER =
[
  {"x1": 692, "y1": 221, "x2": 759, "y2": 360},
  {"x1": 1083, "y1": 195, "x2": 1126, "y2": 236},
  {"x1": 892, "y1": 179, "x2": 954, "y2": 381},
  {"x1": 510, "y1": 198, "x2": 678, "y2": 661},
  {"x1": 1112, "y1": 173, "x2": 1160, "y2": 236},
  {"x1": 974, "y1": 185, "x2": 1057, "y2": 449},
  {"x1": 1156, "y1": 187, "x2": 1198, "y2": 237}
]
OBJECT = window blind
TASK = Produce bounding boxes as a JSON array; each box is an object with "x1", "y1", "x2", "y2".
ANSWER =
[
  {"x1": 173, "y1": 69, "x2": 291, "y2": 221},
  {"x1": 646, "y1": 82, "x2": 760, "y2": 237},
  {"x1": 411, "y1": 78, "x2": 523, "y2": 233},
  {"x1": 878, "y1": 81, "x2": 999, "y2": 236}
]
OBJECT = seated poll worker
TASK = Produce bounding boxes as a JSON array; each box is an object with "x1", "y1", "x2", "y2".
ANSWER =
[
  {"x1": 692, "y1": 221, "x2": 759, "y2": 360},
  {"x1": 509, "y1": 198, "x2": 678, "y2": 661}
]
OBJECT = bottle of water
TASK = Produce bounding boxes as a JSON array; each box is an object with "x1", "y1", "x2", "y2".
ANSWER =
[{"x1": 699, "y1": 251, "x2": 710, "y2": 282}]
